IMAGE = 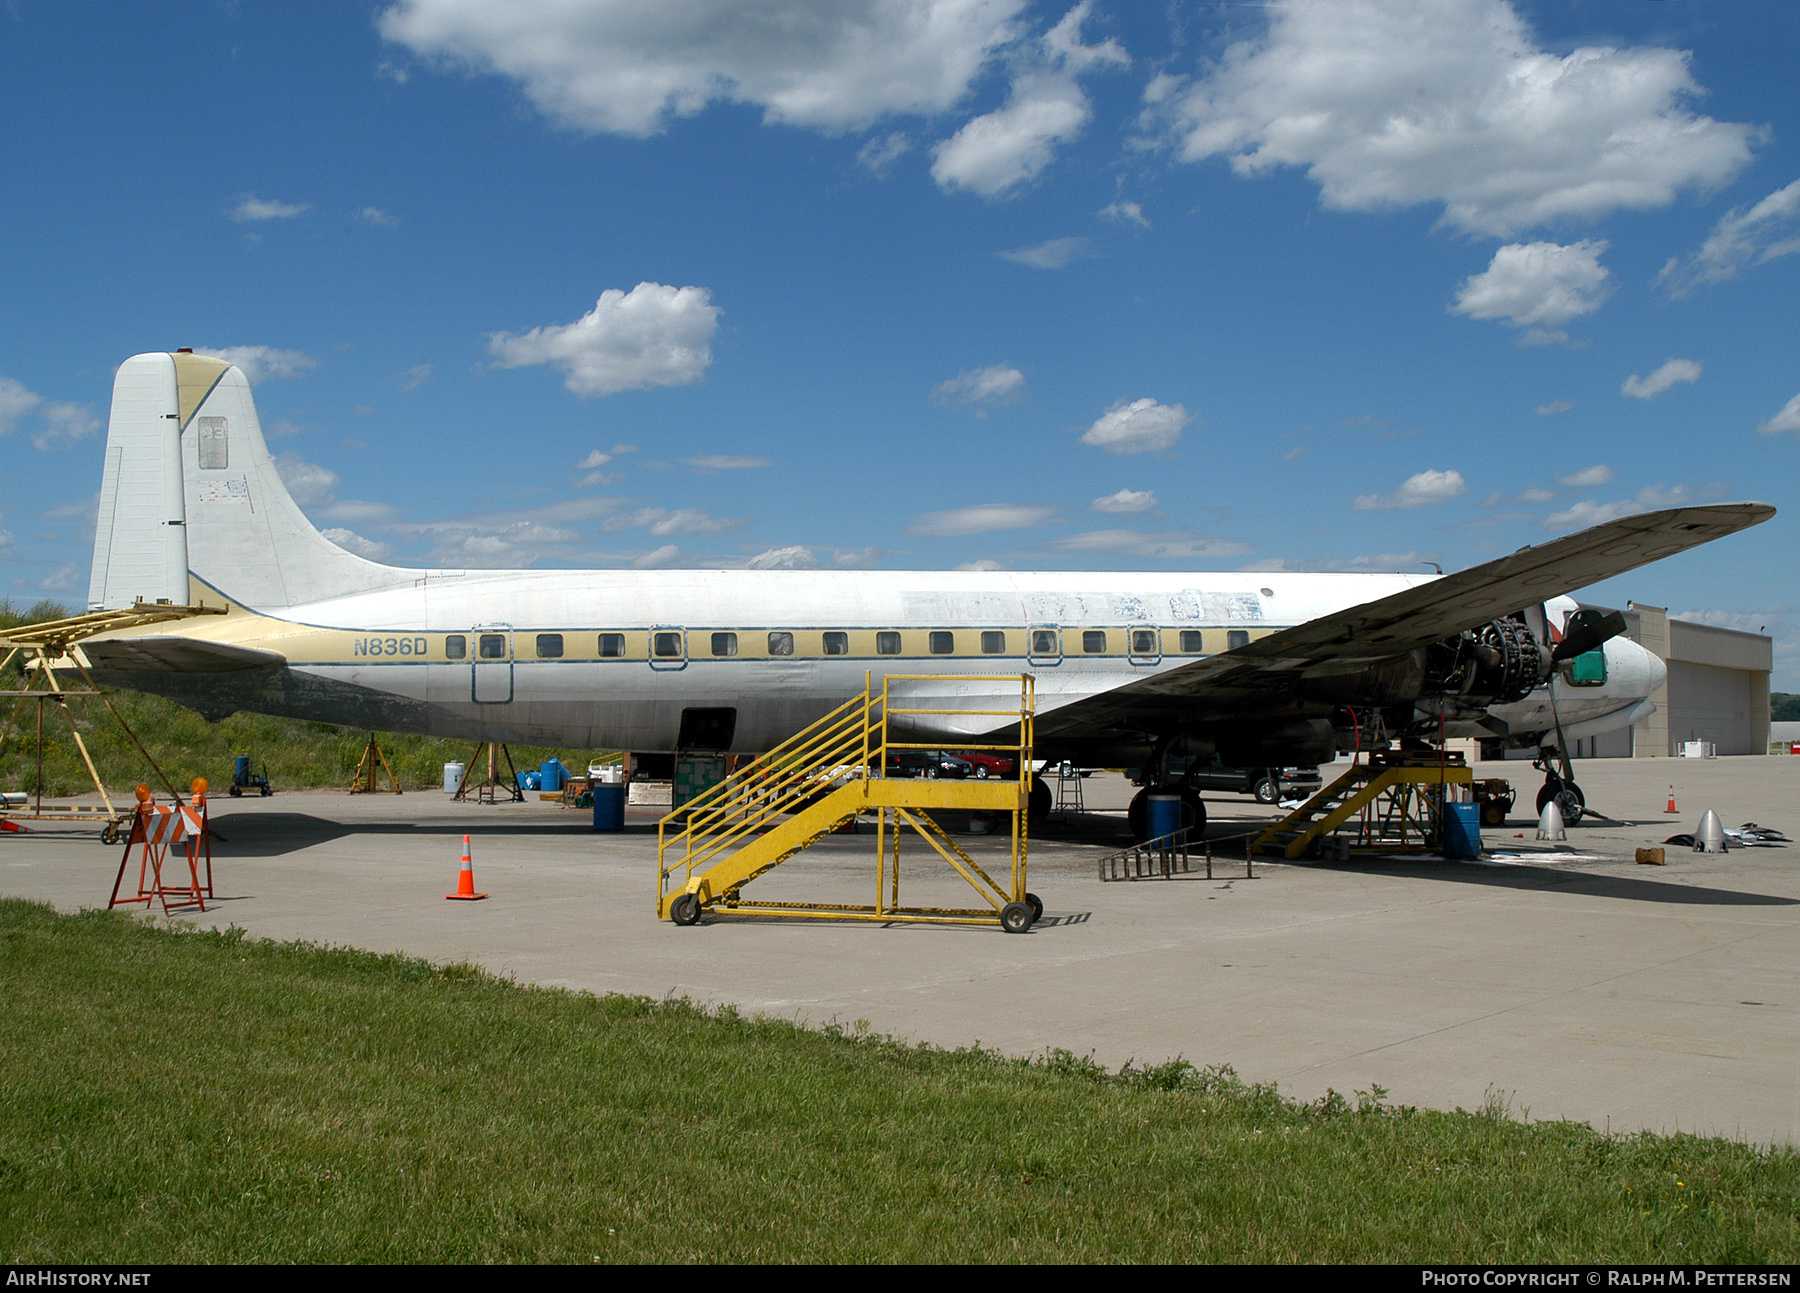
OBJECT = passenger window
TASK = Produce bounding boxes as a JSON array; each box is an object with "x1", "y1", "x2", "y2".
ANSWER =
[
  {"x1": 1082, "y1": 630, "x2": 1106, "y2": 654},
  {"x1": 1131, "y1": 629, "x2": 1157, "y2": 655},
  {"x1": 599, "y1": 633, "x2": 625, "y2": 658},
  {"x1": 980, "y1": 631, "x2": 1005, "y2": 655},
  {"x1": 1031, "y1": 630, "x2": 1058, "y2": 656},
  {"x1": 1179, "y1": 630, "x2": 1203, "y2": 653},
  {"x1": 767, "y1": 631, "x2": 794, "y2": 657},
  {"x1": 653, "y1": 632, "x2": 682, "y2": 658},
  {"x1": 929, "y1": 631, "x2": 954, "y2": 655},
  {"x1": 535, "y1": 633, "x2": 563, "y2": 659},
  {"x1": 823, "y1": 631, "x2": 849, "y2": 656},
  {"x1": 478, "y1": 634, "x2": 507, "y2": 660},
  {"x1": 711, "y1": 632, "x2": 738, "y2": 657},
  {"x1": 1227, "y1": 629, "x2": 1250, "y2": 650},
  {"x1": 876, "y1": 631, "x2": 901, "y2": 655},
  {"x1": 445, "y1": 634, "x2": 467, "y2": 660}
]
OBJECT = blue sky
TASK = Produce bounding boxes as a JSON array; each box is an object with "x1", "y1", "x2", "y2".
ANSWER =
[{"x1": 3, "y1": 1, "x2": 1798, "y2": 680}]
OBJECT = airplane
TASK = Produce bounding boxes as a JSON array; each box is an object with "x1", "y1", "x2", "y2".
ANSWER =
[{"x1": 67, "y1": 350, "x2": 1770, "y2": 835}]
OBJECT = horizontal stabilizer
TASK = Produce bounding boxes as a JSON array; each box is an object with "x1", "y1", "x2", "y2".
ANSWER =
[{"x1": 81, "y1": 636, "x2": 286, "y2": 673}]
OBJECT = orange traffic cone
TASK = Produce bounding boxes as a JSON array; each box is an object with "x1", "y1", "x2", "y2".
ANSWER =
[
  {"x1": 1664, "y1": 786, "x2": 1679, "y2": 815},
  {"x1": 446, "y1": 834, "x2": 488, "y2": 900}
]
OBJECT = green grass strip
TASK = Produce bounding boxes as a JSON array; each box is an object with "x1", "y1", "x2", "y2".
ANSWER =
[{"x1": 1, "y1": 898, "x2": 1794, "y2": 1263}]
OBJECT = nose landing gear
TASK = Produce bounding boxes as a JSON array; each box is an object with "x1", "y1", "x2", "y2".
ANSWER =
[{"x1": 1533, "y1": 745, "x2": 1584, "y2": 826}]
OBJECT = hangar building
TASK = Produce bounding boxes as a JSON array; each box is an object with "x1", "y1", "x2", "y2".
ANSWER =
[{"x1": 1570, "y1": 602, "x2": 1772, "y2": 759}]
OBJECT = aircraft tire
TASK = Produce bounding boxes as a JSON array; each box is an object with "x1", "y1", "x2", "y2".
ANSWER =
[
  {"x1": 1028, "y1": 776, "x2": 1050, "y2": 826},
  {"x1": 1536, "y1": 781, "x2": 1585, "y2": 826}
]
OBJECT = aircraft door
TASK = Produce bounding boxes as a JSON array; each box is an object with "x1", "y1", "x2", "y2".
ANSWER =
[
  {"x1": 649, "y1": 626, "x2": 687, "y2": 671},
  {"x1": 472, "y1": 624, "x2": 513, "y2": 703},
  {"x1": 1128, "y1": 625, "x2": 1161, "y2": 666}
]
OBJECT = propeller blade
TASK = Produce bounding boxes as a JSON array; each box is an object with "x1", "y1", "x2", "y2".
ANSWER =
[{"x1": 1552, "y1": 610, "x2": 1629, "y2": 663}]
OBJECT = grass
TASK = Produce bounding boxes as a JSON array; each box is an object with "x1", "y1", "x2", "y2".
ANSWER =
[
  {"x1": 1, "y1": 900, "x2": 1795, "y2": 1263},
  {"x1": 0, "y1": 600, "x2": 608, "y2": 797}
]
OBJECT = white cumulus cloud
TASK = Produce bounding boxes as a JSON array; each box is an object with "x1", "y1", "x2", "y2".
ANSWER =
[
  {"x1": 1099, "y1": 200, "x2": 1148, "y2": 228},
  {"x1": 683, "y1": 455, "x2": 771, "y2": 471},
  {"x1": 1449, "y1": 240, "x2": 1612, "y2": 344},
  {"x1": 1081, "y1": 398, "x2": 1190, "y2": 455},
  {"x1": 488, "y1": 282, "x2": 720, "y2": 397},
  {"x1": 1545, "y1": 484, "x2": 1699, "y2": 529},
  {"x1": 1621, "y1": 359, "x2": 1701, "y2": 400},
  {"x1": 1091, "y1": 488, "x2": 1155, "y2": 514},
  {"x1": 321, "y1": 528, "x2": 395, "y2": 561},
  {"x1": 1150, "y1": 0, "x2": 1758, "y2": 239},
  {"x1": 32, "y1": 403, "x2": 100, "y2": 452},
  {"x1": 1757, "y1": 394, "x2": 1800, "y2": 437},
  {"x1": 930, "y1": 2, "x2": 1127, "y2": 198},
  {"x1": 908, "y1": 504, "x2": 1057, "y2": 537},
  {"x1": 997, "y1": 236, "x2": 1086, "y2": 269},
  {"x1": 746, "y1": 545, "x2": 817, "y2": 570},
  {"x1": 602, "y1": 506, "x2": 738, "y2": 538},
  {"x1": 1555, "y1": 465, "x2": 1614, "y2": 489},
  {"x1": 380, "y1": 0, "x2": 1025, "y2": 137},
  {"x1": 1658, "y1": 178, "x2": 1800, "y2": 296},
  {"x1": 229, "y1": 195, "x2": 309, "y2": 222},
  {"x1": 273, "y1": 454, "x2": 342, "y2": 507},
  {"x1": 195, "y1": 346, "x2": 317, "y2": 385},
  {"x1": 932, "y1": 364, "x2": 1025, "y2": 405},
  {"x1": 0, "y1": 377, "x2": 44, "y2": 434},
  {"x1": 1353, "y1": 469, "x2": 1467, "y2": 511},
  {"x1": 1535, "y1": 400, "x2": 1573, "y2": 416}
]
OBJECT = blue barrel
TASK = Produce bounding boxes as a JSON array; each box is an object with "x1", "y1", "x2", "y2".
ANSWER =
[
  {"x1": 1442, "y1": 802, "x2": 1481, "y2": 859},
  {"x1": 540, "y1": 759, "x2": 565, "y2": 792},
  {"x1": 592, "y1": 784, "x2": 625, "y2": 831},
  {"x1": 234, "y1": 755, "x2": 249, "y2": 784},
  {"x1": 1147, "y1": 793, "x2": 1183, "y2": 843},
  {"x1": 518, "y1": 770, "x2": 541, "y2": 791}
]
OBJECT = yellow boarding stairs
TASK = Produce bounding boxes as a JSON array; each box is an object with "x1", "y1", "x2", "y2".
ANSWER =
[
  {"x1": 1254, "y1": 749, "x2": 1474, "y2": 860},
  {"x1": 657, "y1": 674, "x2": 1041, "y2": 932}
]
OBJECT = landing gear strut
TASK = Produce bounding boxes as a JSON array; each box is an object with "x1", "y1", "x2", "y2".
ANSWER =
[{"x1": 1533, "y1": 746, "x2": 1584, "y2": 826}]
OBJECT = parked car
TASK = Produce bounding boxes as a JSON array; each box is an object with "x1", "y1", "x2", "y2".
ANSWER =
[
  {"x1": 885, "y1": 750, "x2": 974, "y2": 779},
  {"x1": 961, "y1": 752, "x2": 1017, "y2": 779}
]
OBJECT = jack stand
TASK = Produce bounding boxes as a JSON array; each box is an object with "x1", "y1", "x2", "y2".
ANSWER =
[
  {"x1": 348, "y1": 733, "x2": 403, "y2": 794},
  {"x1": 453, "y1": 741, "x2": 524, "y2": 804}
]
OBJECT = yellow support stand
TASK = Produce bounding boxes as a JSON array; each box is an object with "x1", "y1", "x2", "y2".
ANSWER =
[
  {"x1": 348, "y1": 733, "x2": 403, "y2": 794},
  {"x1": 657, "y1": 673, "x2": 1040, "y2": 932}
]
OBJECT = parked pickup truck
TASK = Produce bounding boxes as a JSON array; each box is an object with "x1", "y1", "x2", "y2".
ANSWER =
[{"x1": 1140, "y1": 755, "x2": 1323, "y2": 804}]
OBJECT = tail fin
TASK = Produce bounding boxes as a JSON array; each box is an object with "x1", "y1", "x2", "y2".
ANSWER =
[{"x1": 89, "y1": 352, "x2": 408, "y2": 612}]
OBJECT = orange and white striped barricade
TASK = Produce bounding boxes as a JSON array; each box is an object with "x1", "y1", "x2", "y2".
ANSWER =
[{"x1": 108, "y1": 789, "x2": 208, "y2": 915}]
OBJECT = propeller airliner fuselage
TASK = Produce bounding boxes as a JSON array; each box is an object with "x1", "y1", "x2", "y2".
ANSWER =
[{"x1": 73, "y1": 352, "x2": 1770, "y2": 830}]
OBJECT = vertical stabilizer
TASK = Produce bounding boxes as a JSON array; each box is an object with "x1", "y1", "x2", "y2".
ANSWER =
[
  {"x1": 89, "y1": 353, "x2": 189, "y2": 609},
  {"x1": 90, "y1": 351, "x2": 409, "y2": 612}
]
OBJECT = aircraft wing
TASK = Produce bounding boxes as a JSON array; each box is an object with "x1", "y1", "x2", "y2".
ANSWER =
[
  {"x1": 79, "y1": 637, "x2": 287, "y2": 673},
  {"x1": 1037, "y1": 502, "x2": 1773, "y2": 738}
]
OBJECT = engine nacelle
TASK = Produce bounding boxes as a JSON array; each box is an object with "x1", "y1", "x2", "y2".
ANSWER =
[{"x1": 1421, "y1": 616, "x2": 1550, "y2": 707}]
